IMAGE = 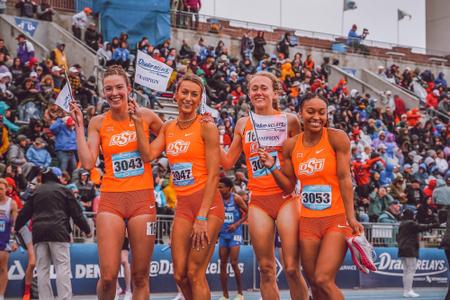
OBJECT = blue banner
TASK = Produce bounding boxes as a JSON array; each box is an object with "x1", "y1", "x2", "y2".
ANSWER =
[
  {"x1": 98, "y1": 0, "x2": 171, "y2": 48},
  {"x1": 14, "y1": 17, "x2": 39, "y2": 37},
  {"x1": 5, "y1": 245, "x2": 447, "y2": 297}
]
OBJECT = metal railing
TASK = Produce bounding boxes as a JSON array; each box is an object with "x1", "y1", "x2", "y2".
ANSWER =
[{"x1": 71, "y1": 214, "x2": 445, "y2": 249}]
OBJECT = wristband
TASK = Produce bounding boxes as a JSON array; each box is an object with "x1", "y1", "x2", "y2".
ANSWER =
[
  {"x1": 267, "y1": 163, "x2": 278, "y2": 173},
  {"x1": 196, "y1": 216, "x2": 208, "y2": 221}
]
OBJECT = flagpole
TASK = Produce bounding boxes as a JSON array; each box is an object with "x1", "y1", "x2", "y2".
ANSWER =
[
  {"x1": 63, "y1": 69, "x2": 80, "y2": 127},
  {"x1": 341, "y1": 0, "x2": 345, "y2": 36}
]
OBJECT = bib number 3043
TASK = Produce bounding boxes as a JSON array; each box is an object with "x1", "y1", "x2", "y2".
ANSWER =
[
  {"x1": 301, "y1": 185, "x2": 332, "y2": 211},
  {"x1": 112, "y1": 151, "x2": 144, "y2": 178}
]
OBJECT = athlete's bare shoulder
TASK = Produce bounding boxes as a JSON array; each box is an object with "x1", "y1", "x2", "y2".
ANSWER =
[
  {"x1": 285, "y1": 112, "x2": 301, "y2": 136},
  {"x1": 284, "y1": 134, "x2": 300, "y2": 158},
  {"x1": 327, "y1": 128, "x2": 350, "y2": 151},
  {"x1": 235, "y1": 116, "x2": 249, "y2": 135}
]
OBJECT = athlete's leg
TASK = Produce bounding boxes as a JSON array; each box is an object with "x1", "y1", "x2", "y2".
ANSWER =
[
  {"x1": 229, "y1": 246, "x2": 243, "y2": 296},
  {"x1": 219, "y1": 246, "x2": 231, "y2": 299},
  {"x1": 187, "y1": 215, "x2": 223, "y2": 300},
  {"x1": 276, "y1": 200, "x2": 308, "y2": 300},
  {"x1": 121, "y1": 249, "x2": 131, "y2": 292},
  {"x1": 299, "y1": 239, "x2": 320, "y2": 299},
  {"x1": 23, "y1": 241, "x2": 35, "y2": 300},
  {"x1": 248, "y1": 206, "x2": 278, "y2": 300},
  {"x1": 127, "y1": 214, "x2": 156, "y2": 299},
  {"x1": 0, "y1": 251, "x2": 8, "y2": 298},
  {"x1": 172, "y1": 217, "x2": 194, "y2": 299},
  {"x1": 96, "y1": 212, "x2": 126, "y2": 300},
  {"x1": 313, "y1": 232, "x2": 347, "y2": 300}
]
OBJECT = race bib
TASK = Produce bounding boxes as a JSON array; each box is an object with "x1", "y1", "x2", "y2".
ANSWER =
[
  {"x1": 249, "y1": 151, "x2": 280, "y2": 178},
  {"x1": 171, "y1": 162, "x2": 194, "y2": 186},
  {"x1": 225, "y1": 212, "x2": 234, "y2": 224},
  {"x1": 0, "y1": 220, "x2": 6, "y2": 232},
  {"x1": 301, "y1": 185, "x2": 332, "y2": 211},
  {"x1": 233, "y1": 234, "x2": 242, "y2": 242},
  {"x1": 112, "y1": 151, "x2": 144, "y2": 178}
]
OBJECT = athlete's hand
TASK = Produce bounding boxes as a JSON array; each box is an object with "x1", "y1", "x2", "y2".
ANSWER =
[
  {"x1": 128, "y1": 98, "x2": 143, "y2": 123},
  {"x1": 226, "y1": 223, "x2": 238, "y2": 233},
  {"x1": 10, "y1": 241, "x2": 18, "y2": 252},
  {"x1": 200, "y1": 112, "x2": 214, "y2": 123},
  {"x1": 347, "y1": 217, "x2": 364, "y2": 236},
  {"x1": 69, "y1": 101, "x2": 83, "y2": 127},
  {"x1": 258, "y1": 148, "x2": 275, "y2": 169},
  {"x1": 191, "y1": 219, "x2": 209, "y2": 250}
]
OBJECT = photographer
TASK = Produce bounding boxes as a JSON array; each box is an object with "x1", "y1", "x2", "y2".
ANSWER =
[{"x1": 347, "y1": 24, "x2": 369, "y2": 54}]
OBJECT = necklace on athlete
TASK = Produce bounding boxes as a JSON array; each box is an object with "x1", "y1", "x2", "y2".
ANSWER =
[{"x1": 176, "y1": 114, "x2": 198, "y2": 130}]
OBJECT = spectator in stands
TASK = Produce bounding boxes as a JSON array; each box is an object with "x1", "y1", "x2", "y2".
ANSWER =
[
  {"x1": 15, "y1": 0, "x2": 37, "y2": 18},
  {"x1": 36, "y1": 0, "x2": 54, "y2": 21},
  {"x1": 50, "y1": 43, "x2": 69, "y2": 71},
  {"x1": 97, "y1": 41, "x2": 113, "y2": 66},
  {"x1": 347, "y1": 24, "x2": 369, "y2": 54},
  {"x1": 15, "y1": 167, "x2": 91, "y2": 300},
  {"x1": 25, "y1": 137, "x2": 51, "y2": 168},
  {"x1": 72, "y1": 7, "x2": 92, "y2": 40},
  {"x1": 49, "y1": 116, "x2": 77, "y2": 174},
  {"x1": 433, "y1": 176, "x2": 450, "y2": 205},
  {"x1": 438, "y1": 94, "x2": 450, "y2": 119},
  {"x1": 303, "y1": 54, "x2": 315, "y2": 72},
  {"x1": 184, "y1": 0, "x2": 201, "y2": 29},
  {"x1": 0, "y1": 39, "x2": 10, "y2": 63},
  {"x1": 75, "y1": 169, "x2": 96, "y2": 212},
  {"x1": 240, "y1": 31, "x2": 254, "y2": 60},
  {"x1": 111, "y1": 41, "x2": 130, "y2": 70},
  {"x1": 253, "y1": 31, "x2": 266, "y2": 61},
  {"x1": 368, "y1": 186, "x2": 394, "y2": 222},
  {"x1": 16, "y1": 34, "x2": 35, "y2": 66},
  {"x1": 435, "y1": 72, "x2": 447, "y2": 89},
  {"x1": 390, "y1": 175, "x2": 407, "y2": 204},
  {"x1": 84, "y1": 23, "x2": 100, "y2": 51},
  {"x1": 7, "y1": 134, "x2": 34, "y2": 177},
  {"x1": 378, "y1": 200, "x2": 401, "y2": 223},
  {"x1": 393, "y1": 95, "x2": 406, "y2": 119},
  {"x1": 276, "y1": 32, "x2": 295, "y2": 59},
  {"x1": 0, "y1": 115, "x2": 9, "y2": 164},
  {"x1": 179, "y1": 39, "x2": 195, "y2": 59},
  {"x1": 426, "y1": 89, "x2": 439, "y2": 109}
]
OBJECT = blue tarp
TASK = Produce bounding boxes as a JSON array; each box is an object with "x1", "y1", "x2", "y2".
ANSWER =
[{"x1": 98, "y1": 0, "x2": 171, "y2": 49}]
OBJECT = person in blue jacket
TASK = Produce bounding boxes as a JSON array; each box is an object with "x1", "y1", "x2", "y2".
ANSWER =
[
  {"x1": 49, "y1": 116, "x2": 77, "y2": 174},
  {"x1": 26, "y1": 137, "x2": 52, "y2": 168}
]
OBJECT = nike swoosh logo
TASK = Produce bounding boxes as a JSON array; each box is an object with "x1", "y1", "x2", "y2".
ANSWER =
[
  {"x1": 337, "y1": 224, "x2": 348, "y2": 228},
  {"x1": 209, "y1": 206, "x2": 217, "y2": 210},
  {"x1": 185, "y1": 133, "x2": 193, "y2": 137},
  {"x1": 149, "y1": 205, "x2": 156, "y2": 209},
  {"x1": 316, "y1": 149, "x2": 324, "y2": 154}
]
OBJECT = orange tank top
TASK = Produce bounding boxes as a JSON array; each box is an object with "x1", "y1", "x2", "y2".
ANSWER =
[
  {"x1": 291, "y1": 128, "x2": 345, "y2": 218},
  {"x1": 241, "y1": 113, "x2": 288, "y2": 196},
  {"x1": 165, "y1": 117, "x2": 208, "y2": 196},
  {"x1": 99, "y1": 112, "x2": 154, "y2": 192}
]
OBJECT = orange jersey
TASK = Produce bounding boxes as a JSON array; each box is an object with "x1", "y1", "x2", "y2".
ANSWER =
[
  {"x1": 241, "y1": 114, "x2": 287, "y2": 196},
  {"x1": 291, "y1": 128, "x2": 345, "y2": 218},
  {"x1": 99, "y1": 112, "x2": 154, "y2": 192},
  {"x1": 165, "y1": 117, "x2": 208, "y2": 196}
]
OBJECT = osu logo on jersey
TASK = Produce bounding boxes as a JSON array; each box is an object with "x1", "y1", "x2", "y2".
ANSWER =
[
  {"x1": 109, "y1": 131, "x2": 137, "y2": 147},
  {"x1": 298, "y1": 158, "x2": 325, "y2": 176},
  {"x1": 167, "y1": 140, "x2": 190, "y2": 156}
]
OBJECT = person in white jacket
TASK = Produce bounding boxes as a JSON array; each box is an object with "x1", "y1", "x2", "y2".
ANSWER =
[{"x1": 72, "y1": 7, "x2": 92, "y2": 40}]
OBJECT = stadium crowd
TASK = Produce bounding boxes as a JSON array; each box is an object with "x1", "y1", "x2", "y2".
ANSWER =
[{"x1": 0, "y1": 14, "x2": 449, "y2": 235}]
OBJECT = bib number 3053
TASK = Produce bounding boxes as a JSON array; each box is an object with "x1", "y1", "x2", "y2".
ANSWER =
[
  {"x1": 112, "y1": 151, "x2": 144, "y2": 178},
  {"x1": 301, "y1": 185, "x2": 332, "y2": 211}
]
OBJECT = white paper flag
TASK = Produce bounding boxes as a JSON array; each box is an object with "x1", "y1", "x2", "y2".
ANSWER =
[
  {"x1": 134, "y1": 50, "x2": 173, "y2": 92},
  {"x1": 55, "y1": 82, "x2": 72, "y2": 113},
  {"x1": 251, "y1": 113, "x2": 288, "y2": 147}
]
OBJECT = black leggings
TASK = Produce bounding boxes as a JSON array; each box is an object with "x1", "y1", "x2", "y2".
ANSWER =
[{"x1": 445, "y1": 249, "x2": 450, "y2": 300}]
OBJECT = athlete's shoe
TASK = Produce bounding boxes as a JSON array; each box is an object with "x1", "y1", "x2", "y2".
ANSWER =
[
  {"x1": 403, "y1": 290, "x2": 420, "y2": 298},
  {"x1": 172, "y1": 293, "x2": 185, "y2": 300},
  {"x1": 347, "y1": 235, "x2": 376, "y2": 273},
  {"x1": 123, "y1": 290, "x2": 132, "y2": 300},
  {"x1": 233, "y1": 294, "x2": 244, "y2": 300}
]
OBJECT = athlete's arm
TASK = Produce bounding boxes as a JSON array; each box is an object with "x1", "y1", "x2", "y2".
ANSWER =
[
  {"x1": 233, "y1": 193, "x2": 248, "y2": 227},
  {"x1": 74, "y1": 112, "x2": 101, "y2": 171},
  {"x1": 143, "y1": 108, "x2": 163, "y2": 135},
  {"x1": 286, "y1": 112, "x2": 301, "y2": 137},
  {"x1": 193, "y1": 122, "x2": 221, "y2": 249},
  {"x1": 329, "y1": 129, "x2": 364, "y2": 235},
  {"x1": 10, "y1": 200, "x2": 18, "y2": 232},
  {"x1": 258, "y1": 136, "x2": 298, "y2": 194},
  {"x1": 220, "y1": 117, "x2": 245, "y2": 170}
]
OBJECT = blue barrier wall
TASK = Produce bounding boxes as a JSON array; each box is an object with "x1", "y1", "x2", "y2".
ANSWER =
[{"x1": 5, "y1": 244, "x2": 448, "y2": 297}]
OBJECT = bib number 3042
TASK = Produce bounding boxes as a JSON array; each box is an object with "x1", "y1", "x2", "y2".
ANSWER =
[
  {"x1": 301, "y1": 185, "x2": 332, "y2": 211},
  {"x1": 112, "y1": 151, "x2": 144, "y2": 178}
]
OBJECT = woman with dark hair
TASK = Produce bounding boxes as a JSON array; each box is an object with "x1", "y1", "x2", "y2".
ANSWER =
[
  {"x1": 397, "y1": 209, "x2": 439, "y2": 298},
  {"x1": 259, "y1": 93, "x2": 365, "y2": 300}
]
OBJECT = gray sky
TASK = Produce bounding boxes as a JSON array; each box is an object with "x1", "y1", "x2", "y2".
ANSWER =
[{"x1": 200, "y1": 0, "x2": 426, "y2": 50}]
